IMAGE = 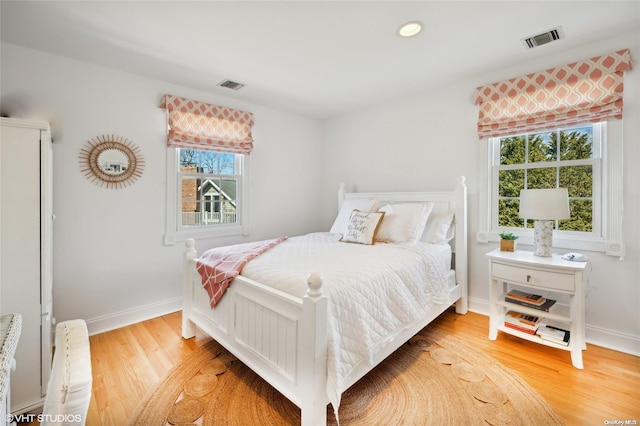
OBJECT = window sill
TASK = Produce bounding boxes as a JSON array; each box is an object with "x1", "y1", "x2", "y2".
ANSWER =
[
  {"x1": 164, "y1": 225, "x2": 249, "y2": 245},
  {"x1": 476, "y1": 231, "x2": 625, "y2": 258}
]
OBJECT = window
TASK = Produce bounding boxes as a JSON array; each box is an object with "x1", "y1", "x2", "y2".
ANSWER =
[
  {"x1": 179, "y1": 149, "x2": 242, "y2": 228},
  {"x1": 475, "y1": 50, "x2": 630, "y2": 257},
  {"x1": 478, "y1": 120, "x2": 623, "y2": 256},
  {"x1": 164, "y1": 147, "x2": 250, "y2": 244},
  {"x1": 160, "y1": 94, "x2": 254, "y2": 244},
  {"x1": 492, "y1": 123, "x2": 601, "y2": 236}
]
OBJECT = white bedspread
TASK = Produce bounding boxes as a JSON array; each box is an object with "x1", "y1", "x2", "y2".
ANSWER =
[{"x1": 240, "y1": 232, "x2": 452, "y2": 415}]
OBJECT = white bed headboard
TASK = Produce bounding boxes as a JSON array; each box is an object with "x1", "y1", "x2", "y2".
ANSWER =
[{"x1": 338, "y1": 176, "x2": 468, "y2": 313}]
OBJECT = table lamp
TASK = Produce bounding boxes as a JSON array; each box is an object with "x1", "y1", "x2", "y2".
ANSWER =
[{"x1": 518, "y1": 188, "x2": 570, "y2": 257}]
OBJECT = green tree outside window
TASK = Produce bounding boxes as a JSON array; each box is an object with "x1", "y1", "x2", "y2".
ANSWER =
[{"x1": 496, "y1": 125, "x2": 593, "y2": 232}]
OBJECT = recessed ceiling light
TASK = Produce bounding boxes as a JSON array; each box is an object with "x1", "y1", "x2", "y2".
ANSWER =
[{"x1": 398, "y1": 21, "x2": 423, "y2": 38}]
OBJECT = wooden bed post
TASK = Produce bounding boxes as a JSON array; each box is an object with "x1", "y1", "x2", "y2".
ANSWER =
[
  {"x1": 454, "y1": 176, "x2": 468, "y2": 314},
  {"x1": 182, "y1": 238, "x2": 197, "y2": 339},
  {"x1": 299, "y1": 273, "x2": 328, "y2": 426}
]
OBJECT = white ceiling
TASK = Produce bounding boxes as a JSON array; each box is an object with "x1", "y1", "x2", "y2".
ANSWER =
[{"x1": 1, "y1": 1, "x2": 639, "y2": 119}]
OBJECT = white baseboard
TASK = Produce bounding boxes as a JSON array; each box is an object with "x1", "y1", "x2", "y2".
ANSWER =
[
  {"x1": 585, "y1": 324, "x2": 640, "y2": 357},
  {"x1": 11, "y1": 398, "x2": 45, "y2": 417},
  {"x1": 467, "y1": 297, "x2": 489, "y2": 317},
  {"x1": 85, "y1": 297, "x2": 182, "y2": 336},
  {"x1": 467, "y1": 298, "x2": 640, "y2": 357}
]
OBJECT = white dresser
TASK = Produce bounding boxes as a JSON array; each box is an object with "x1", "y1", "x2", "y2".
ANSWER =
[{"x1": 0, "y1": 118, "x2": 53, "y2": 414}]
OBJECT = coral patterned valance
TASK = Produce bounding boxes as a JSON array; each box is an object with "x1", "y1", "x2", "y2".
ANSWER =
[
  {"x1": 475, "y1": 49, "x2": 633, "y2": 139},
  {"x1": 160, "y1": 94, "x2": 254, "y2": 154}
]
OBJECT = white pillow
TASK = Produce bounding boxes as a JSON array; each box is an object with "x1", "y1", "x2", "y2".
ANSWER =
[
  {"x1": 341, "y1": 210, "x2": 385, "y2": 245},
  {"x1": 330, "y1": 198, "x2": 380, "y2": 235},
  {"x1": 423, "y1": 212, "x2": 455, "y2": 245},
  {"x1": 376, "y1": 202, "x2": 434, "y2": 243}
]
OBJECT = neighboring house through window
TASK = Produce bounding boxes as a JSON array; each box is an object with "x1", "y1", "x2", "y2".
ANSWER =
[{"x1": 180, "y1": 149, "x2": 241, "y2": 227}]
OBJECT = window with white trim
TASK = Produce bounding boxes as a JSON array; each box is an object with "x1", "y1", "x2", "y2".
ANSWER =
[
  {"x1": 160, "y1": 94, "x2": 254, "y2": 244},
  {"x1": 179, "y1": 148, "x2": 242, "y2": 228},
  {"x1": 492, "y1": 122, "x2": 602, "y2": 236},
  {"x1": 479, "y1": 120, "x2": 624, "y2": 256},
  {"x1": 475, "y1": 50, "x2": 630, "y2": 257},
  {"x1": 164, "y1": 147, "x2": 250, "y2": 244}
]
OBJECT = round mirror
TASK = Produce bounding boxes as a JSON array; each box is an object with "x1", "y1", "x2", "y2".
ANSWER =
[{"x1": 79, "y1": 134, "x2": 145, "y2": 189}]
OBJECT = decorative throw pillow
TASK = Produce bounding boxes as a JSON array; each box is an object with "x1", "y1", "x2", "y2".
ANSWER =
[
  {"x1": 423, "y1": 212, "x2": 455, "y2": 244},
  {"x1": 340, "y1": 210, "x2": 385, "y2": 245},
  {"x1": 375, "y1": 202, "x2": 434, "y2": 243},
  {"x1": 330, "y1": 198, "x2": 380, "y2": 235}
]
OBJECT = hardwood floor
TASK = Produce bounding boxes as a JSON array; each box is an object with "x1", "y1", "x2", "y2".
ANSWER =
[{"x1": 85, "y1": 309, "x2": 640, "y2": 425}]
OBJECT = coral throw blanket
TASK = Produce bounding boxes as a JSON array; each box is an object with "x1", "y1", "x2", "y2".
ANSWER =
[{"x1": 196, "y1": 237, "x2": 287, "y2": 307}]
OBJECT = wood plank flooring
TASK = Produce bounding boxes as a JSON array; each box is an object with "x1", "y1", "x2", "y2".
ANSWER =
[{"x1": 83, "y1": 309, "x2": 639, "y2": 425}]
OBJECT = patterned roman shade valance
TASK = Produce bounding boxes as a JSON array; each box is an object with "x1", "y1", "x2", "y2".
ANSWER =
[
  {"x1": 475, "y1": 49, "x2": 633, "y2": 139},
  {"x1": 160, "y1": 94, "x2": 254, "y2": 154}
]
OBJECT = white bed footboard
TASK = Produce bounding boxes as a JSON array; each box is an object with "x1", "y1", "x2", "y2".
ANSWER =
[{"x1": 182, "y1": 240, "x2": 329, "y2": 425}]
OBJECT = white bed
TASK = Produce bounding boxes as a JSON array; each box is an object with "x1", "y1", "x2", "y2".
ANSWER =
[{"x1": 181, "y1": 176, "x2": 468, "y2": 425}]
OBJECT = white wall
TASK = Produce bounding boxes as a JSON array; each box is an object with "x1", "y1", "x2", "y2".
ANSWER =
[
  {"x1": 320, "y1": 31, "x2": 640, "y2": 355},
  {"x1": 0, "y1": 42, "x2": 323, "y2": 334}
]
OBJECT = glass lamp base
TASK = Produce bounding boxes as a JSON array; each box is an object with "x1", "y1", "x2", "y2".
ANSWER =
[{"x1": 533, "y1": 220, "x2": 554, "y2": 257}]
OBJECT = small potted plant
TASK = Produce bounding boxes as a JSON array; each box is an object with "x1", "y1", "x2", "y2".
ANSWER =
[{"x1": 499, "y1": 232, "x2": 518, "y2": 252}]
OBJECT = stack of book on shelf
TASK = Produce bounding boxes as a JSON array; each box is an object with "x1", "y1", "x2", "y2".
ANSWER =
[
  {"x1": 536, "y1": 324, "x2": 570, "y2": 346},
  {"x1": 505, "y1": 289, "x2": 556, "y2": 311},
  {"x1": 504, "y1": 310, "x2": 541, "y2": 335}
]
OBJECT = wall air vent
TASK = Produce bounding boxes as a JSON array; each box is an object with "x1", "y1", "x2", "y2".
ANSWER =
[
  {"x1": 522, "y1": 26, "x2": 564, "y2": 49},
  {"x1": 218, "y1": 80, "x2": 245, "y2": 91}
]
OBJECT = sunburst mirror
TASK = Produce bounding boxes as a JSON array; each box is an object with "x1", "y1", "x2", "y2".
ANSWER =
[{"x1": 79, "y1": 134, "x2": 145, "y2": 189}]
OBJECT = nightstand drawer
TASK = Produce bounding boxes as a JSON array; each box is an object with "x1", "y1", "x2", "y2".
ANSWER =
[{"x1": 492, "y1": 262, "x2": 575, "y2": 291}]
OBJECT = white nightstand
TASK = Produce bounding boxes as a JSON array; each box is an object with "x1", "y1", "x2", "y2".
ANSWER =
[{"x1": 486, "y1": 249, "x2": 588, "y2": 369}]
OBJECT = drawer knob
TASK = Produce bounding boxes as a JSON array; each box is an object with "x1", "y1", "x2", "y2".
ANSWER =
[{"x1": 527, "y1": 274, "x2": 531, "y2": 282}]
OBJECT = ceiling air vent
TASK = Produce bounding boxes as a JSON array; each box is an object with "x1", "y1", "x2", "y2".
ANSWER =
[
  {"x1": 217, "y1": 80, "x2": 245, "y2": 91},
  {"x1": 522, "y1": 26, "x2": 564, "y2": 49}
]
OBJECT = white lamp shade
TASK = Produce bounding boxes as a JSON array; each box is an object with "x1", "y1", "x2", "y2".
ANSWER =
[{"x1": 519, "y1": 188, "x2": 570, "y2": 220}]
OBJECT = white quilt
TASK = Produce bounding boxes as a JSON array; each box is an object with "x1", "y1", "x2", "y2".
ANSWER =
[{"x1": 240, "y1": 232, "x2": 452, "y2": 416}]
